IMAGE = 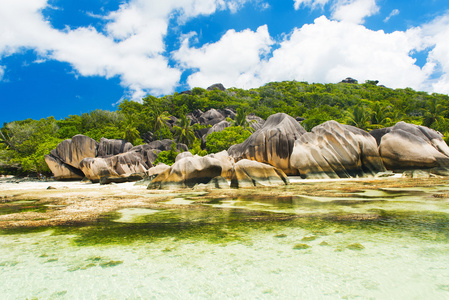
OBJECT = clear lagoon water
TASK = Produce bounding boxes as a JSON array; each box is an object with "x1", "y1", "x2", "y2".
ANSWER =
[{"x1": 1, "y1": 187, "x2": 449, "y2": 299}]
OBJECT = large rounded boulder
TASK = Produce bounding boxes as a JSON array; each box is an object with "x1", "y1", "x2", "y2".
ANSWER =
[
  {"x1": 205, "y1": 150, "x2": 235, "y2": 179},
  {"x1": 375, "y1": 121, "x2": 449, "y2": 171},
  {"x1": 230, "y1": 159, "x2": 289, "y2": 188},
  {"x1": 50, "y1": 134, "x2": 98, "y2": 169},
  {"x1": 148, "y1": 155, "x2": 222, "y2": 190},
  {"x1": 290, "y1": 121, "x2": 386, "y2": 179},
  {"x1": 44, "y1": 155, "x2": 84, "y2": 180},
  {"x1": 228, "y1": 113, "x2": 306, "y2": 175}
]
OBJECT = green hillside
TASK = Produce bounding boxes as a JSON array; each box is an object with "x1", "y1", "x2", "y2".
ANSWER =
[{"x1": 1, "y1": 80, "x2": 449, "y2": 175}]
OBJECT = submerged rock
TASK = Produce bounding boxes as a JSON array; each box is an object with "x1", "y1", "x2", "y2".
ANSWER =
[
  {"x1": 229, "y1": 113, "x2": 306, "y2": 175},
  {"x1": 230, "y1": 159, "x2": 289, "y2": 188},
  {"x1": 291, "y1": 121, "x2": 385, "y2": 179}
]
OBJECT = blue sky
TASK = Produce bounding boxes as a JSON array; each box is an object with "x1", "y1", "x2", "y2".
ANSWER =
[{"x1": 1, "y1": 0, "x2": 449, "y2": 123}]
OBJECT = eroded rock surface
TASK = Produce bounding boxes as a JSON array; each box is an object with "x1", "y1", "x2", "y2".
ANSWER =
[
  {"x1": 375, "y1": 122, "x2": 449, "y2": 171},
  {"x1": 50, "y1": 135, "x2": 98, "y2": 169},
  {"x1": 228, "y1": 113, "x2": 306, "y2": 175},
  {"x1": 97, "y1": 138, "x2": 133, "y2": 157},
  {"x1": 230, "y1": 159, "x2": 289, "y2": 188},
  {"x1": 148, "y1": 155, "x2": 222, "y2": 189},
  {"x1": 205, "y1": 150, "x2": 235, "y2": 179},
  {"x1": 290, "y1": 121, "x2": 385, "y2": 179},
  {"x1": 44, "y1": 155, "x2": 84, "y2": 180},
  {"x1": 79, "y1": 151, "x2": 151, "y2": 182}
]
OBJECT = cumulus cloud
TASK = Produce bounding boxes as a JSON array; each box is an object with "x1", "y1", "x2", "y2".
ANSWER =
[
  {"x1": 174, "y1": 25, "x2": 273, "y2": 89},
  {"x1": 258, "y1": 16, "x2": 426, "y2": 89},
  {"x1": 331, "y1": 0, "x2": 379, "y2": 24},
  {"x1": 174, "y1": 15, "x2": 449, "y2": 94},
  {"x1": 419, "y1": 14, "x2": 449, "y2": 94},
  {"x1": 294, "y1": 0, "x2": 379, "y2": 24},
  {"x1": 0, "y1": 0, "x2": 250, "y2": 99}
]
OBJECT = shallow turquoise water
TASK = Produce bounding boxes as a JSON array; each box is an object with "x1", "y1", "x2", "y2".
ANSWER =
[{"x1": 1, "y1": 189, "x2": 449, "y2": 299}]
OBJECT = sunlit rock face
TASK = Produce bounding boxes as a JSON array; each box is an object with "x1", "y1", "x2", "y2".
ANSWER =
[
  {"x1": 205, "y1": 150, "x2": 235, "y2": 180},
  {"x1": 291, "y1": 121, "x2": 385, "y2": 179},
  {"x1": 228, "y1": 113, "x2": 306, "y2": 175},
  {"x1": 44, "y1": 154, "x2": 84, "y2": 180},
  {"x1": 148, "y1": 155, "x2": 222, "y2": 190},
  {"x1": 97, "y1": 138, "x2": 133, "y2": 157},
  {"x1": 79, "y1": 151, "x2": 150, "y2": 182},
  {"x1": 230, "y1": 159, "x2": 289, "y2": 188},
  {"x1": 50, "y1": 135, "x2": 98, "y2": 169},
  {"x1": 372, "y1": 121, "x2": 449, "y2": 172},
  {"x1": 45, "y1": 135, "x2": 98, "y2": 180}
]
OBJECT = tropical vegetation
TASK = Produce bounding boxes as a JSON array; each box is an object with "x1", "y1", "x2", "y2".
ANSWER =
[{"x1": 2, "y1": 80, "x2": 449, "y2": 175}]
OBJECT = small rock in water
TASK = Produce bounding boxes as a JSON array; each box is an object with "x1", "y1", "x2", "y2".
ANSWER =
[
  {"x1": 319, "y1": 241, "x2": 330, "y2": 246},
  {"x1": 274, "y1": 234, "x2": 287, "y2": 238},
  {"x1": 293, "y1": 243, "x2": 311, "y2": 250},
  {"x1": 347, "y1": 243, "x2": 365, "y2": 250},
  {"x1": 301, "y1": 235, "x2": 317, "y2": 242}
]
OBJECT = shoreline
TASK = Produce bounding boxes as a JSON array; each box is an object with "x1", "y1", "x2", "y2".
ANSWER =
[{"x1": 1, "y1": 176, "x2": 448, "y2": 230}]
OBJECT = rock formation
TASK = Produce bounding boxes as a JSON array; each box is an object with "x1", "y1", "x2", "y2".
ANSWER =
[
  {"x1": 97, "y1": 138, "x2": 133, "y2": 157},
  {"x1": 148, "y1": 155, "x2": 222, "y2": 189},
  {"x1": 44, "y1": 155, "x2": 84, "y2": 180},
  {"x1": 230, "y1": 159, "x2": 289, "y2": 188},
  {"x1": 290, "y1": 121, "x2": 385, "y2": 179},
  {"x1": 228, "y1": 113, "x2": 306, "y2": 175},
  {"x1": 205, "y1": 150, "x2": 235, "y2": 179},
  {"x1": 372, "y1": 121, "x2": 449, "y2": 172},
  {"x1": 79, "y1": 151, "x2": 151, "y2": 182},
  {"x1": 199, "y1": 109, "x2": 226, "y2": 126},
  {"x1": 50, "y1": 135, "x2": 98, "y2": 169}
]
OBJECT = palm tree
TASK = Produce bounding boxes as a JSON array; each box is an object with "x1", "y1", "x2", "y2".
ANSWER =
[
  {"x1": 230, "y1": 108, "x2": 256, "y2": 132},
  {"x1": 173, "y1": 115, "x2": 196, "y2": 147},
  {"x1": 348, "y1": 104, "x2": 370, "y2": 130},
  {"x1": 153, "y1": 110, "x2": 171, "y2": 140},
  {"x1": 122, "y1": 122, "x2": 140, "y2": 145},
  {"x1": 370, "y1": 102, "x2": 391, "y2": 128},
  {"x1": 423, "y1": 98, "x2": 447, "y2": 128}
]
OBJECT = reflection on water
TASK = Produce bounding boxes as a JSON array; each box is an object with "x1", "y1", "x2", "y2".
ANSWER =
[{"x1": 1, "y1": 188, "x2": 449, "y2": 299}]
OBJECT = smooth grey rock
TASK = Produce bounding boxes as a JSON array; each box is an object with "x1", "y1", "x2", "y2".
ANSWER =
[{"x1": 228, "y1": 113, "x2": 306, "y2": 175}]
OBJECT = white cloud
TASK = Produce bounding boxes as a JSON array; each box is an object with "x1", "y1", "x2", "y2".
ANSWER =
[
  {"x1": 0, "y1": 65, "x2": 5, "y2": 81},
  {"x1": 384, "y1": 9, "x2": 399, "y2": 23},
  {"x1": 0, "y1": 0, "x2": 250, "y2": 99},
  {"x1": 174, "y1": 25, "x2": 273, "y2": 89},
  {"x1": 331, "y1": 0, "x2": 379, "y2": 24},
  {"x1": 420, "y1": 14, "x2": 449, "y2": 94},
  {"x1": 294, "y1": 0, "x2": 330, "y2": 10},
  {"x1": 174, "y1": 15, "x2": 446, "y2": 93},
  {"x1": 257, "y1": 16, "x2": 426, "y2": 89}
]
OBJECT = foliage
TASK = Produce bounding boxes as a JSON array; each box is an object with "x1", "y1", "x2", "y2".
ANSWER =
[
  {"x1": 2, "y1": 79, "x2": 449, "y2": 175},
  {"x1": 153, "y1": 142, "x2": 179, "y2": 166},
  {"x1": 205, "y1": 126, "x2": 252, "y2": 153},
  {"x1": 172, "y1": 115, "x2": 196, "y2": 147}
]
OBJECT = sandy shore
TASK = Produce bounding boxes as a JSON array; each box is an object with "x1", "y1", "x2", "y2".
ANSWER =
[{"x1": 0, "y1": 176, "x2": 447, "y2": 229}]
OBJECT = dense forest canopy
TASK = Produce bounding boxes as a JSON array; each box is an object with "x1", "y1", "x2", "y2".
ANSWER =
[{"x1": 1, "y1": 80, "x2": 449, "y2": 175}]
